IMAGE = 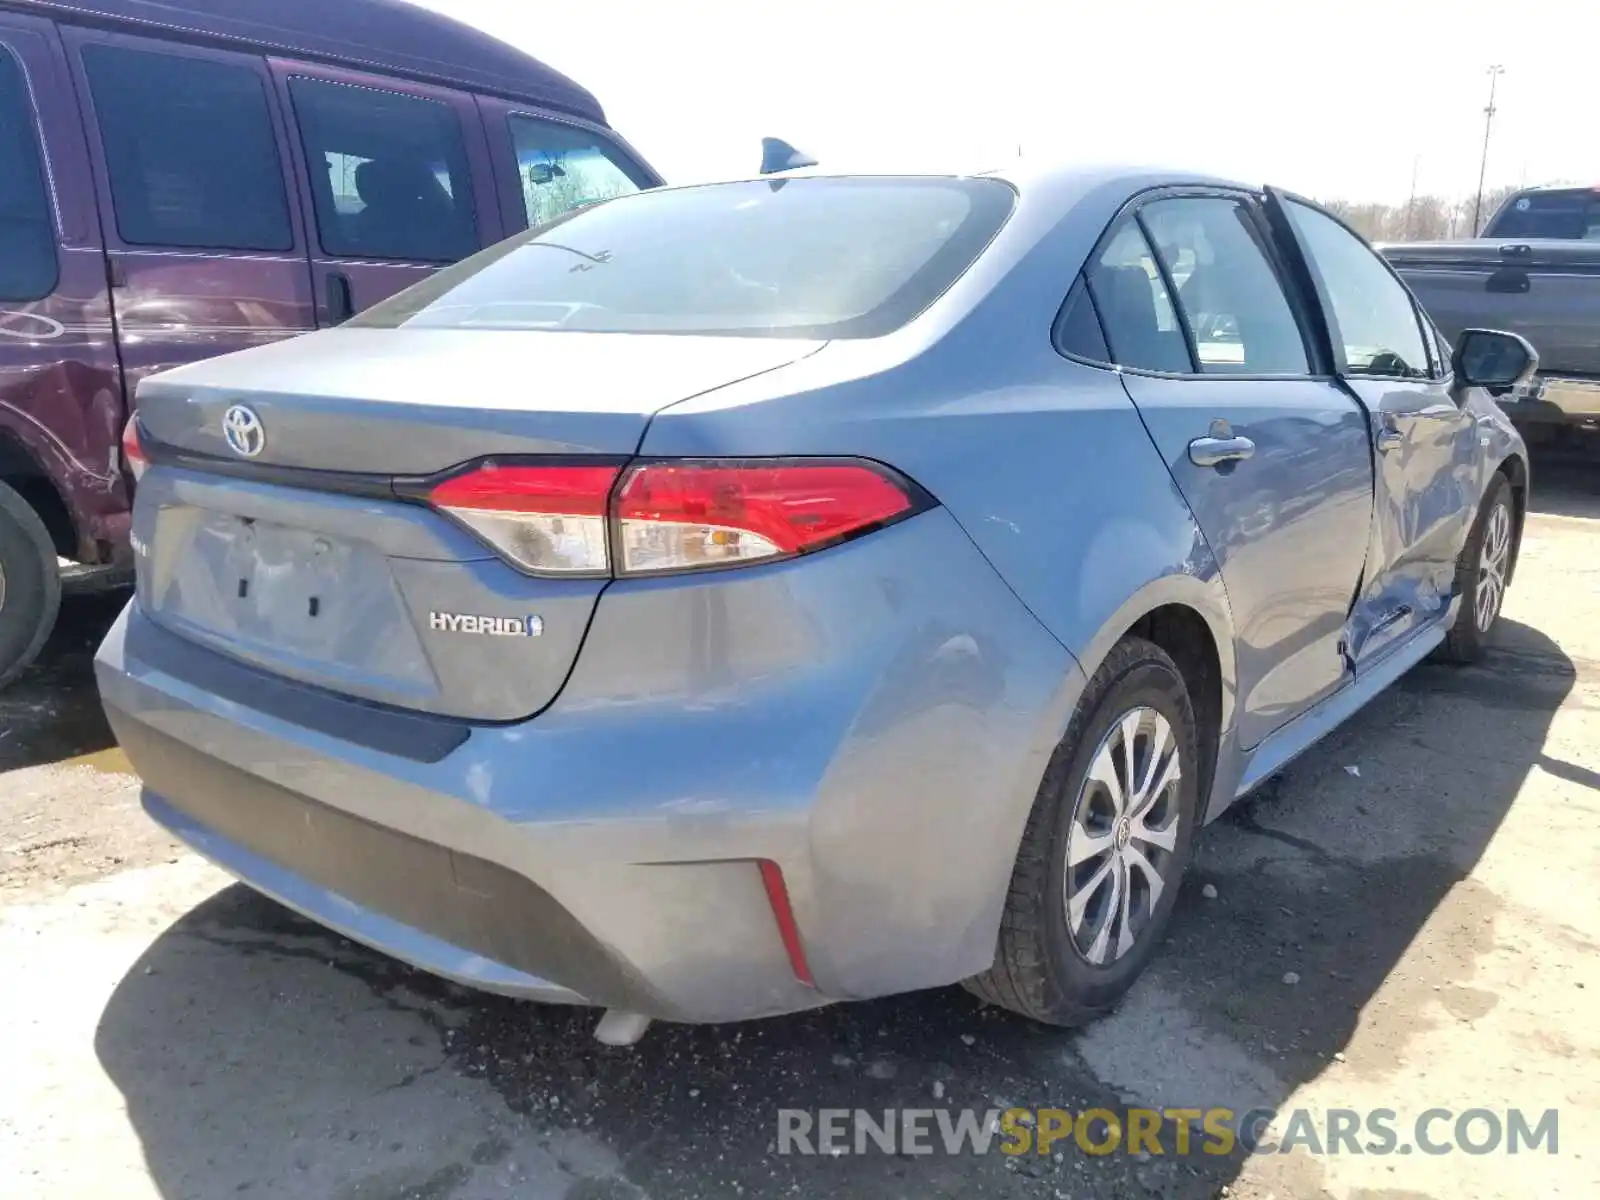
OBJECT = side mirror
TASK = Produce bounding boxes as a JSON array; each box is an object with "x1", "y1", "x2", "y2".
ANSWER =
[{"x1": 1452, "y1": 328, "x2": 1538, "y2": 394}]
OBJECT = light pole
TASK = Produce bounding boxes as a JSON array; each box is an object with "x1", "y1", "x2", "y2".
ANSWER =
[{"x1": 1472, "y1": 65, "x2": 1504, "y2": 235}]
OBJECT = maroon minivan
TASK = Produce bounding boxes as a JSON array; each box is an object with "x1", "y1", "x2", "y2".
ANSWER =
[{"x1": 0, "y1": 0, "x2": 661, "y2": 685}]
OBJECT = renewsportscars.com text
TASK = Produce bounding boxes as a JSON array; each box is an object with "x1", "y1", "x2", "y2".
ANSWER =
[{"x1": 776, "y1": 1106, "x2": 1559, "y2": 1158}]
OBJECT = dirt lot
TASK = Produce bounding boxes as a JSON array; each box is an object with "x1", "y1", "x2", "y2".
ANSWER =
[{"x1": 3, "y1": 463, "x2": 1597, "y2": 1200}]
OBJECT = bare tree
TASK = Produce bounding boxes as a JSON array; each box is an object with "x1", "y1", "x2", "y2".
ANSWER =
[{"x1": 1320, "y1": 184, "x2": 1523, "y2": 242}]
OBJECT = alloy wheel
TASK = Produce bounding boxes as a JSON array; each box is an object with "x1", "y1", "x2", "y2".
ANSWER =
[
  {"x1": 1476, "y1": 501, "x2": 1511, "y2": 634},
  {"x1": 1063, "y1": 706, "x2": 1184, "y2": 966}
]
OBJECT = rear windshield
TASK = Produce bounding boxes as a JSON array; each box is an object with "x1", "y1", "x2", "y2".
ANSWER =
[
  {"x1": 349, "y1": 177, "x2": 1015, "y2": 338},
  {"x1": 1486, "y1": 190, "x2": 1600, "y2": 240}
]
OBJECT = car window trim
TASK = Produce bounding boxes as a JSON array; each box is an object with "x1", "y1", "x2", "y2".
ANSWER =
[
  {"x1": 1266, "y1": 187, "x2": 1438, "y2": 386},
  {"x1": 0, "y1": 38, "x2": 60, "y2": 301},
  {"x1": 1058, "y1": 184, "x2": 1336, "y2": 383},
  {"x1": 1133, "y1": 209, "x2": 1205, "y2": 373}
]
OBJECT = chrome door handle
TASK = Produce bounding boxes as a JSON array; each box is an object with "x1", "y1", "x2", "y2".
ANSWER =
[
  {"x1": 1376, "y1": 429, "x2": 1404, "y2": 453},
  {"x1": 1188, "y1": 435, "x2": 1256, "y2": 467}
]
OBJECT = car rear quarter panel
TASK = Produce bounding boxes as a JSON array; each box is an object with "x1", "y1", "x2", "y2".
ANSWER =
[{"x1": 648, "y1": 344, "x2": 1234, "y2": 749}]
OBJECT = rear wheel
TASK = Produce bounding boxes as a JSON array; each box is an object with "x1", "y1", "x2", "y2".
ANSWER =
[
  {"x1": 0, "y1": 480, "x2": 62, "y2": 689},
  {"x1": 1437, "y1": 474, "x2": 1514, "y2": 664},
  {"x1": 964, "y1": 636, "x2": 1201, "y2": 1025}
]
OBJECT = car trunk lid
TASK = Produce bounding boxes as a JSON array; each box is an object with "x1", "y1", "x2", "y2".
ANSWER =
[{"x1": 131, "y1": 328, "x2": 822, "y2": 722}]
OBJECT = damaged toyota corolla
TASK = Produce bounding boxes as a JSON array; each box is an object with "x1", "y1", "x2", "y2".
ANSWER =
[{"x1": 98, "y1": 164, "x2": 1531, "y2": 1043}]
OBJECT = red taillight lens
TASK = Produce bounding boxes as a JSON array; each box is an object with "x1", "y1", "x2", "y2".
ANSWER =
[
  {"x1": 614, "y1": 460, "x2": 918, "y2": 574},
  {"x1": 425, "y1": 458, "x2": 923, "y2": 577},
  {"x1": 122, "y1": 417, "x2": 147, "y2": 482},
  {"x1": 427, "y1": 462, "x2": 619, "y2": 575}
]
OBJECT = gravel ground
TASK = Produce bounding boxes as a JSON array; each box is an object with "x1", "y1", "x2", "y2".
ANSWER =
[{"x1": 2, "y1": 461, "x2": 1597, "y2": 1200}]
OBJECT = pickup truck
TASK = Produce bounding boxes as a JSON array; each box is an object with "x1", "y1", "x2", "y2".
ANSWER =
[{"x1": 1381, "y1": 186, "x2": 1600, "y2": 439}]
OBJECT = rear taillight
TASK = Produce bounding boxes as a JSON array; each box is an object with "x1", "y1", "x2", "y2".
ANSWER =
[
  {"x1": 614, "y1": 460, "x2": 918, "y2": 574},
  {"x1": 122, "y1": 417, "x2": 147, "y2": 482},
  {"x1": 427, "y1": 463, "x2": 620, "y2": 575},
  {"x1": 425, "y1": 458, "x2": 924, "y2": 577}
]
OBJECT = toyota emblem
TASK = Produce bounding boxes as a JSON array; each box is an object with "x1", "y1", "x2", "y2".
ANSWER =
[{"x1": 222, "y1": 405, "x2": 266, "y2": 458}]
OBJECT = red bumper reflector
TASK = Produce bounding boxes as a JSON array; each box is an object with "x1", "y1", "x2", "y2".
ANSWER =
[{"x1": 758, "y1": 858, "x2": 815, "y2": 988}]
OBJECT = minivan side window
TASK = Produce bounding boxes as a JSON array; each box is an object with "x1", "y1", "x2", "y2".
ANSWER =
[
  {"x1": 288, "y1": 77, "x2": 478, "y2": 263},
  {"x1": 1085, "y1": 219, "x2": 1193, "y2": 374},
  {"x1": 0, "y1": 44, "x2": 56, "y2": 300},
  {"x1": 80, "y1": 43, "x2": 293, "y2": 252},
  {"x1": 507, "y1": 114, "x2": 646, "y2": 227},
  {"x1": 1283, "y1": 200, "x2": 1430, "y2": 379},
  {"x1": 1141, "y1": 197, "x2": 1310, "y2": 375}
]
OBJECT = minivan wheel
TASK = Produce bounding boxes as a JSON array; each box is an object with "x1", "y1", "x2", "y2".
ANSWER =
[
  {"x1": 0, "y1": 480, "x2": 62, "y2": 689},
  {"x1": 1436, "y1": 474, "x2": 1514, "y2": 665},
  {"x1": 964, "y1": 636, "x2": 1200, "y2": 1026}
]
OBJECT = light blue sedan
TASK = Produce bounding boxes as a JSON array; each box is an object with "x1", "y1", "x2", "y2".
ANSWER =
[{"x1": 99, "y1": 163, "x2": 1532, "y2": 1042}]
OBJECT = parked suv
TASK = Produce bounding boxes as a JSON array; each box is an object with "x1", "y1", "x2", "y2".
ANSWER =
[{"x1": 0, "y1": 0, "x2": 660, "y2": 685}]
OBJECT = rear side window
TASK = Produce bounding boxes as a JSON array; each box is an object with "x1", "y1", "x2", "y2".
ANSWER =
[
  {"x1": 81, "y1": 44, "x2": 292, "y2": 251},
  {"x1": 1085, "y1": 219, "x2": 1192, "y2": 373},
  {"x1": 350, "y1": 177, "x2": 1015, "y2": 339},
  {"x1": 508, "y1": 114, "x2": 647, "y2": 227},
  {"x1": 1141, "y1": 197, "x2": 1310, "y2": 374},
  {"x1": 288, "y1": 77, "x2": 478, "y2": 263},
  {"x1": 1284, "y1": 200, "x2": 1429, "y2": 379},
  {"x1": 0, "y1": 45, "x2": 56, "y2": 300},
  {"x1": 1055, "y1": 277, "x2": 1110, "y2": 362}
]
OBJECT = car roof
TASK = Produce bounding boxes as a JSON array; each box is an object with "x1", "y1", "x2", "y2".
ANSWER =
[
  {"x1": 669, "y1": 158, "x2": 1252, "y2": 207},
  {"x1": 8, "y1": 0, "x2": 604, "y2": 122}
]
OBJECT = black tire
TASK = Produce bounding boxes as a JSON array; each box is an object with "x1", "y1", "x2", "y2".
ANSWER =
[
  {"x1": 964, "y1": 636, "x2": 1201, "y2": 1025},
  {"x1": 1436, "y1": 474, "x2": 1514, "y2": 665},
  {"x1": 0, "y1": 480, "x2": 62, "y2": 689}
]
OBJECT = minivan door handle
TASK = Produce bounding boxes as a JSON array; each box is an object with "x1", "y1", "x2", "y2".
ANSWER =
[
  {"x1": 1188, "y1": 434, "x2": 1256, "y2": 467},
  {"x1": 324, "y1": 272, "x2": 355, "y2": 325}
]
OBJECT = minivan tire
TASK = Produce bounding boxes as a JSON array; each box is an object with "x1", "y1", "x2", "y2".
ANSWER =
[
  {"x1": 0, "y1": 480, "x2": 62, "y2": 689},
  {"x1": 964, "y1": 636, "x2": 1200, "y2": 1026},
  {"x1": 1436, "y1": 474, "x2": 1514, "y2": 665}
]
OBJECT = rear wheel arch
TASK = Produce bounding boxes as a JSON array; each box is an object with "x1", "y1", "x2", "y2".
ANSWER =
[
  {"x1": 0, "y1": 429, "x2": 78, "y2": 561},
  {"x1": 1070, "y1": 575, "x2": 1235, "y2": 799},
  {"x1": 1122, "y1": 602, "x2": 1224, "y2": 814}
]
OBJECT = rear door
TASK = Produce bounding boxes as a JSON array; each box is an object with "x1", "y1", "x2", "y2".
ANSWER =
[
  {"x1": 62, "y1": 28, "x2": 315, "y2": 397},
  {"x1": 269, "y1": 60, "x2": 504, "y2": 324},
  {"x1": 0, "y1": 12, "x2": 128, "y2": 554},
  {"x1": 1076, "y1": 192, "x2": 1373, "y2": 749},
  {"x1": 478, "y1": 97, "x2": 659, "y2": 234},
  {"x1": 1272, "y1": 194, "x2": 1482, "y2": 667}
]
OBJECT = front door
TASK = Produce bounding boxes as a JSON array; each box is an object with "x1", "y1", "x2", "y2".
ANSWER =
[
  {"x1": 1272, "y1": 194, "x2": 1482, "y2": 666},
  {"x1": 477, "y1": 96, "x2": 658, "y2": 236},
  {"x1": 1087, "y1": 194, "x2": 1374, "y2": 748},
  {"x1": 269, "y1": 60, "x2": 505, "y2": 324},
  {"x1": 62, "y1": 27, "x2": 316, "y2": 397}
]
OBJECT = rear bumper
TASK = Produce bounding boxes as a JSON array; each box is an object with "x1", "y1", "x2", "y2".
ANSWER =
[
  {"x1": 1502, "y1": 376, "x2": 1600, "y2": 425},
  {"x1": 96, "y1": 508, "x2": 1081, "y2": 1022}
]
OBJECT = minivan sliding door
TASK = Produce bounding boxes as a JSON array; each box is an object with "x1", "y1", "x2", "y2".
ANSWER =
[{"x1": 268, "y1": 60, "x2": 505, "y2": 324}]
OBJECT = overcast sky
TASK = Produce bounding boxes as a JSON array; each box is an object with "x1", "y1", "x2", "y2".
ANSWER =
[{"x1": 420, "y1": 0, "x2": 1592, "y2": 203}]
